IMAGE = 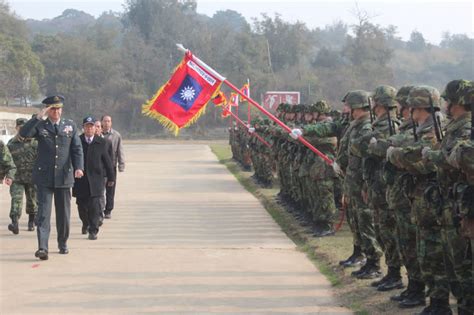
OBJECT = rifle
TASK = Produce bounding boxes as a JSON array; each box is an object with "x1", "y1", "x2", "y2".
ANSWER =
[
  {"x1": 471, "y1": 103, "x2": 474, "y2": 140},
  {"x1": 368, "y1": 97, "x2": 374, "y2": 123},
  {"x1": 410, "y1": 109, "x2": 418, "y2": 142},
  {"x1": 387, "y1": 109, "x2": 395, "y2": 136},
  {"x1": 429, "y1": 95, "x2": 443, "y2": 142}
]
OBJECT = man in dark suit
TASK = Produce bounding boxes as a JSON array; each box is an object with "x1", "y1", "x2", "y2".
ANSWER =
[
  {"x1": 73, "y1": 116, "x2": 115, "y2": 240},
  {"x1": 20, "y1": 95, "x2": 84, "y2": 260}
]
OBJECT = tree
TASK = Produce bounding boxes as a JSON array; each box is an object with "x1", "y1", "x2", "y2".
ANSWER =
[{"x1": 407, "y1": 30, "x2": 426, "y2": 51}]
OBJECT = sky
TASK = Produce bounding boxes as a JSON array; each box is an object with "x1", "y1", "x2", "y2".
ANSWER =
[{"x1": 8, "y1": 0, "x2": 474, "y2": 44}]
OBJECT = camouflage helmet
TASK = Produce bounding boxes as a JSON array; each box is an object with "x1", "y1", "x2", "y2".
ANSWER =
[
  {"x1": 373, "y1": 85, "x2": 398, "y2": 108},
  {"x1": 442, "y1": 79, "x2": 474, "y2": 106},
  {"x1": 293, "y1": 104, "x2": 305, "y2": 113},
  {"x1": 313, "y1": 100, "x2": 331, "y2": 114},
  {"x1": 407, "y1": 85, "x2": 441, "y2": 109},
  {"x1": 396, "y1": 85, "x2": 414, "y2": 107},
  {"x1": 345, "y1": 90, "x2": 370, "y2": 109},
  {"x1": 15, "y1": 118, "x2": 28, "y2": 126},
  {"x1": 276, "y1": 103, "x2": 286, "y2": 112},
  {"x1": 341, "y1": 92, "x2": 350, "y2": 103}
]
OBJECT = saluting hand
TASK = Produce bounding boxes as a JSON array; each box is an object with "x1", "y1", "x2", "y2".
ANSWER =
[
  {"x1": 36, "y1": 106, "x2": 52, "y2": 120},
  {"x1": 74, "y1": 170, "x2": 84, "y2": 178}
]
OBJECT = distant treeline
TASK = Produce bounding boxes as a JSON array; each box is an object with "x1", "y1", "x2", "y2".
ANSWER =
[{"x1": 0, "y1": 0, "x2": 472, "y2": 136}]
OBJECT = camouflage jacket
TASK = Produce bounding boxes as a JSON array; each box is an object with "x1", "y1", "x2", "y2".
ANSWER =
[
  {"x1": 344, "y1": 116, "x2": 373, "y2": 182},
  {"x1": 7, "y1": 135, "x2": 38, "y2": 184},
  {"x1": 303, "y1": 118, "x2": 338, "y2": 179},
  {"x1": 385, "y1": 118, "x2": 415, "y2": 210},
  {"x1": 427, "y1": 113, "x2": 471, "y2": 192},
  {"x1": 0, "y1": 140, "x2": 16, "y2": 181},
  {"x1": 389, "y1": 116, "x2": 438, "y2": 176}
]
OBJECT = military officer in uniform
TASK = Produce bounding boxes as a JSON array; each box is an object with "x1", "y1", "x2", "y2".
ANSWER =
[
  {"x1": 7, "y1": 118, "x2": 38, "y2": 234},
  {"x1": 20, "y1": 95, "x2": 84, "y2": 261}
]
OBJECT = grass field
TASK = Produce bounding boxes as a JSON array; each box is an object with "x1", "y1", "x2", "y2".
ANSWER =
[{"x1": 210, "y1": 143, "x2": 428, "y2": 315}]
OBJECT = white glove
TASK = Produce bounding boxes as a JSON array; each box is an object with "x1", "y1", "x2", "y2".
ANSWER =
[
  {"x1": 234, "y1": 127, "x2": 238, "y2": 131},
  {"x1": 290, "y1": 128, "x2": 302, "y2": 140},
  {"x1": 332, "y1": 161, "x2": 343, "y2": 176},
  {"x1": 421, "y1": 146, "x2": 431, "y2": 160},
  {"x1": 369, "y1": 137, "x2": 377, "y2": 145},
  {"x1": 248, "y1": 127, "x2": 255, "y2": 134},
  {"x1": 386, "y1": 146, "x2": 395, "y2": 161}
]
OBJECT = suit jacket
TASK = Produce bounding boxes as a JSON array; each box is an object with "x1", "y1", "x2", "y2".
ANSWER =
[
  {"x1": 73, "y1": 135, "x2": 115, "y2": 198},
  {"x1": 20, "y1": 116, "x2": 83, "y2": 188}
]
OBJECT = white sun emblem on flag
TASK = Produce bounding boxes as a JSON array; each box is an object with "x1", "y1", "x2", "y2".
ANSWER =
[{"x1": 180, "y1": 86, "x2": 196, "y2": 101}]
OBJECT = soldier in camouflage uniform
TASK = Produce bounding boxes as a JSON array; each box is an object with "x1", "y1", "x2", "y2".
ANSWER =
[
  {"x1": 425, "y1": 80, "x2": 473, "y2": 315},
  {"x1": 388, "y1": 86, "x2": 451, "y2": 314},
  {"x1": 301, "y1": 101, "x2": 338, "y2": 236},
  {"x1": 258, "y1": 117, "x2": 274, "y2": 187},
  {"x1": 362, "y1": 86, "x2": 404, "y2": 290},
  {"x1": 386, "y1": 86, "x2": 426, "y2": 308},
  {"x1": 0, "y1": 139, "x2": 16, "y2": 186},
  {"x1": 7, "y1": 118, "x2": 38, "y2": 234},
  {"x1": 341, "y1": 90, "x2": 383, "y2": 279},
  {"x1": 447, "y1": 138, "x2": 473, "y2": 315}
]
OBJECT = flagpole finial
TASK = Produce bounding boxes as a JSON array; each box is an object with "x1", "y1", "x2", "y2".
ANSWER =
[{"x1": 176, "y1": 44, "x2": 188, "y2": 53}]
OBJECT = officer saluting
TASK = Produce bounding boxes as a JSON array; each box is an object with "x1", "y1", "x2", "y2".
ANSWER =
[{"x1": 20, "y1": 95, "x2": 84, "y2": 260}]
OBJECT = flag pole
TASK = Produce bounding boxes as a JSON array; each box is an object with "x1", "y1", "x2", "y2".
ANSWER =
[
  {"x1": 223, "y1": 106, "x2": 272, "y2": 148},
  {"x1": 247, "y1": 78, "x2": 251, "y2": 124},
  {"x1": 176, "y1": 44, "x2": 333, "y2": 166}
]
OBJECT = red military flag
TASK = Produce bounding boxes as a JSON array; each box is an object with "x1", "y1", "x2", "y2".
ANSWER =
[
  {"x1": 212, "y1": 91, "x2": 227, "y2": 107},
  {"x1": 229, "y1": 92, "x2": 239, "y2": 107},
  {"x1": 142, "y1": 52, "x2": 223, "y2": 135},
  {"x1": 240, "y1": 82, "x2": 250, "y2": 102}
]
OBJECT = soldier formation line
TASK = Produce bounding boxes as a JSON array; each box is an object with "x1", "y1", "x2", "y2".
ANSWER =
[
  {"x1": 229, "y1": 80, "x2": 473, "y2": 315},
  {"x1": 0, "y1": 80, "x2": 473, "y2": 315}
]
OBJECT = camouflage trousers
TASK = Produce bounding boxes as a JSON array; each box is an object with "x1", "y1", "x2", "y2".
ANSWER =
[
  {"x1": 395, "y1": 206, "x2": 423, "y2": 282},
  {"x1": 369, "y1": 186, "x2": 401, "y2": 269},
  {"x1": 260, "y1": 154, "x2": 274, "y2": 185},
  {"x1": 343, "y1": 179, "x2": 362, "y2": 248},
  {"x1": 9, "y1": 182, "x2": 37, "y2": 220},
  {"x1": 346, "y1": 178, "x2": 382, "y2": 261},
  {"x1": 309, "y1": 179, "x2": 336, "y2": 229},
  {"x1": 458, "y1": 237, "x2": 473, "y2": 312}
]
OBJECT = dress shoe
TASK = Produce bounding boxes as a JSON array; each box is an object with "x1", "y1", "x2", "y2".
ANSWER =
[
  {"x1": 59, "y1": 248, "x2": 69, "y2": 254},
  {"x1": 88, "y1": 233, "x2": 97, "y2": 240},
  {"x1": 35, "y1": 249, "x2": 48, "y2": 260},
  {"x1": 8, "y1": 219, "x2": 19, "y2": 235},
  {"x1": 81, "y1": 226, "x2": 88, "y2": 235},
  {"x1": 28, "y1": 214, "x2": 35, "y2": 231},
  {"x1": 104, "y1": 212, "x2": 112, "y2": 219}
]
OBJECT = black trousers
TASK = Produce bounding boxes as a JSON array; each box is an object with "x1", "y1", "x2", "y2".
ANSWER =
[
  {"x1": 105, "y1": 168, "x2": 117, "y2": 213},
  {"x1": 36, "y1": 186, "x2": 71, "y2": 251},
  {"x1": 77, "y1": 196, "x2": 101, "y2": 234}
]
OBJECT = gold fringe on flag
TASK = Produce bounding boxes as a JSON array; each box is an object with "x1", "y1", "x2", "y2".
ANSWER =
[{"x1": 141, "y1": 56, "x2": 222, "y2": 136}]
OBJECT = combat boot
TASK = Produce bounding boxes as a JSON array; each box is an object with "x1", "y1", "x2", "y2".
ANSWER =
[
  {"x1": 425, "y1": 298, "x2": 452, "y2": 315},
  {"x1": 351, "y1": 263, "x2": 369, "y2": 277},
  {"x1": 8, "y1": 218, "x2": 19, "y2": 235},
  {"x1": 340, "y1": 245, "x2": 365, "y2": 268},
  {"x1": 398, "y1": 281, "x2": 426, "y2": 308},
  {"x1": 28, "y1": 214, "x2": 35, "y2": 231},
  {"x1": 391, "y1": 278, "x2": 414, "y2": 301},
  {"x1": 377, "y1": 267, "x2": 404, "y2": 291},
  {"x1": 356, "y1": 259, "x2": 383, "y2": 279}
]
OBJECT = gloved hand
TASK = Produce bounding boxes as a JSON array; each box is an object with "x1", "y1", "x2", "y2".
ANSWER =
[
  {"x1": 421, "y1": 146, "x2": 431, "y2": 160},
  {"x1": 386, "y1": 146, "x2": 396, "y2": 161},
  {"x1": 290, "y1": 128, "x2": 302, "y2": 140},
  {"x1": 369, "y1": 137, "x2": 377, "y2": 145},
  {"x1": 248, "y1": 127, "x2": 255, "y2": 134},
  {"x1": 332, "y1": 161, "x2": 343, "y2": 176}
]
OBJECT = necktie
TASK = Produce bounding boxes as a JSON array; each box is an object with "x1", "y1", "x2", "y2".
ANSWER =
[
  {"x1": 54, "y1": 124, "x2": 59, "y2": 134},
  {"x1": 87, "y1": 137, "x2": 92, "y2": 144}
]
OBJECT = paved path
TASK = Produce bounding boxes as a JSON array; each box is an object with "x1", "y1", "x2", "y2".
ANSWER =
[{"x1": 0, "y1": 144, "x2": 351, "y2": 314}]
